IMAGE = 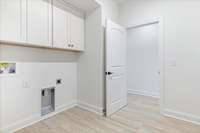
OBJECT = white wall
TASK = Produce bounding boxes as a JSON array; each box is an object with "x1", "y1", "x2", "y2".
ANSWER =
[
  {"x1": 119, "y1": 0, "x2": 200, "y2": 123},
  {"x1": 95, "y1": 0, "x2": 120, "y2": 26},
  {"x1": 127, "y1": 23, "x2": 159, "y2": 98},
  {"x1": 0, "y1": 45, "x2": 78, "y2": 132},
  {"x1": 0, "y1": 62, "x2": 77, "y2": 132},
  {"x1": 0, "y1": 46, "x2": 2, "y2": 131},
  {"x1": 77, "y1": 0, "x2": 119, "y2": 114},
  {"x1": 0, "y1": 0, "x2": 119, "y2": 131},
  {"x1": 0, "y1": 45, "x2": 78, "y2": 62},
  {"x1": 0, "y1": 63, "x2": 2, "y2": 130},
  {"x1": 78, "y1": 8, "x2": 104, "y2": 114},
  {"x1": 119, "y1": 0, "x2": 160, "y2": 28}
]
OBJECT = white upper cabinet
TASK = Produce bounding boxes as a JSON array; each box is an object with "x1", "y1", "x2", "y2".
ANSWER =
[
  {"x1": 0, "y1": 0, "x2": 26, "y2": 43},
  {"x1": 53, "y1": 0, "x2": 84, "y2": 51},
  {"x1": 53, "y1": 0, "x2": 69, "y2": 49},
  {"x1": 69, "y1": 14, "x2": 85, "y2": 51},
  {"x1": 27, "y1": 0, "x2": 52, "y2": 47},
  {"x1": 0, "y1": 0, "x2": 84, "y2": 51}
]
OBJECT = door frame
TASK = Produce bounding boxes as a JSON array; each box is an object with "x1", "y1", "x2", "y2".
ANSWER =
[{"x1": 126, "y1": 18, "x2": 165, "y2": 113}]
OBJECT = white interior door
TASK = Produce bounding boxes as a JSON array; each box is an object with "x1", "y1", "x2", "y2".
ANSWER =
[{"x1": 106, "y1": 20, "x2": 127, "y2": 116}]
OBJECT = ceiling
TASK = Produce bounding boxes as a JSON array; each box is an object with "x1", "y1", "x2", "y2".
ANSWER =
[
  {"x1": 63, "y1": 0, "x2": 100, "y2": 12},
  {"x1": 62, "y1": 0, "x2": 127, "y2": 12},
  {"x1": 114, "y1": 0, "x2": 127, "y2": 4}
]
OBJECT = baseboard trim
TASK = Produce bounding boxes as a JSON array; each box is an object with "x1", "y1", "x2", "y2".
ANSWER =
[
  {"x1": 1, "y1": 101, "x2": 77, "y2": 133},
  {"x1": 2, "y1": 101, "x2": 200, "y2": 132},
  {"x1": 163, "y1": 109, "x2": 200, "y2": 125},
  {"x1": 77, "y1": 101, "x2": 104, "y2": 116},
  {"x1": 128, "y1": 90, "x2": 160, "y2": 99}
]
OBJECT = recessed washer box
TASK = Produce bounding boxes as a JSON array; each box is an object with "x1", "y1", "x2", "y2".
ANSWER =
[{"x1": 41, "y1": 87, "x2": 55, "y2": 116}]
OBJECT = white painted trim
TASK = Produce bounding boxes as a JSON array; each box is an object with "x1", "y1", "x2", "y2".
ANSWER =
[
  {"x1": 94, "y1": 0, "x2": 103, "y2": 6},
  {"x1": 126, "y1": 18, "x2": 160, "y2": 29},
  {"x1": 157, "y1": 17, "x2": 165, "y2": 113},
  {"x1": 128, "y1": 90, "x2": 160, "y2": 99},
  {"x1": 1, "y1": 101, "x2": 77, "y2": 133},
  {"x1": 0, "y1": 100, "x2": 104, "y2": 133},
  {"x1": 77, "y1": 101, "x2": 104, "y2": 116},
  {"x1": 127, "y1": 21, "x2": 159, "y2": 30},
  {"x1": 163, "y1": 109, "x2": 200, "y2": 125}
]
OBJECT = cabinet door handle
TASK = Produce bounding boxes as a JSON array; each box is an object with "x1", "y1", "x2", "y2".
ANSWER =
[{"x1": 68, "y1": 44, "x2": 74, "y2": 48}]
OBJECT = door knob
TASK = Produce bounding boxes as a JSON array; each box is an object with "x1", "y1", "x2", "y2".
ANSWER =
[{"x1": 106, "y1": 72, "x2": 113, "y2": 75}]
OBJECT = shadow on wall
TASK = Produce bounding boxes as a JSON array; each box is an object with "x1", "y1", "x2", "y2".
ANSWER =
[
  {"x1": 0, "y1": 44, "x2": 78, "y2": 63},
  {"x1": 50, "y1": 0, "x2": 84, "y2": 19}
]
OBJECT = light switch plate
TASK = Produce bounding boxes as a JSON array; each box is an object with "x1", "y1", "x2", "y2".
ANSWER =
[{"x1": 168, "y1": 59, "x2": 177, "y2": 67}]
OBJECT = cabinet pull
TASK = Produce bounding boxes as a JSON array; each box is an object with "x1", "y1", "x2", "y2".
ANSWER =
[{"x1": 68, "y1": 44, "x2": 74, "y2": 48}]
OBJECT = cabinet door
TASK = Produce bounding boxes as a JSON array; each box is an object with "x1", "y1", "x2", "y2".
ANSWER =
[
  {"x1": 0, "y1": 0, "x2": 26, "y2": 43},
  {"x1": 27, "y1": 0, "x2": 52, "y2": 47},
  {"x1": 69, "y1": 14, "x2": 84, "y2": 51},
  {"x1": 53, "y1": 0, "x2": 69, "y2": 49}
]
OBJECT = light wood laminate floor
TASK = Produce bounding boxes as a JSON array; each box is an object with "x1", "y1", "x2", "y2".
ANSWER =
[{"x1": 16, "y1": 94, "x2": 200, "y2": 133}]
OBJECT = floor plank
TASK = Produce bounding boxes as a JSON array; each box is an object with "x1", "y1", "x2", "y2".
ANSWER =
[{"x1": 15, "y1": 94, "x2": 200, "y2": 133}]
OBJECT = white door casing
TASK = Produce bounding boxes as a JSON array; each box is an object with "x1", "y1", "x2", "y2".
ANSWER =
[{"x1": 106, "y1": 20, "x2": 127, "y2": 116}]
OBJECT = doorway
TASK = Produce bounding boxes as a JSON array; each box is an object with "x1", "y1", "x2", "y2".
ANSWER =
[
  {"x1": 106, "y1": 22, "x2": 163, "y2": 130},
  {"x1": 127, "y1": 22, "x2": 160, "y2": 98},
  {"x1": 105, "y1": 20, "x2": 163, "y2": 116}
]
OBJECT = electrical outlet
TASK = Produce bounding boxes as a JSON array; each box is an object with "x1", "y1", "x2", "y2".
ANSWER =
[{"x1": 22, "y1": 81, "x2": 30, "y2": 88}]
